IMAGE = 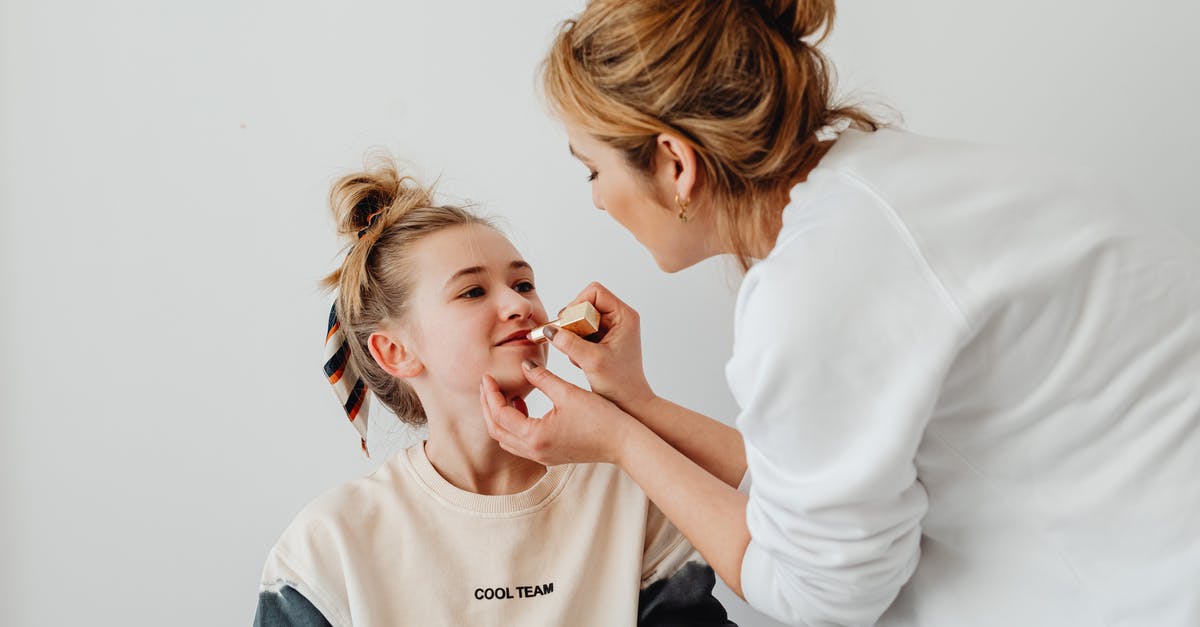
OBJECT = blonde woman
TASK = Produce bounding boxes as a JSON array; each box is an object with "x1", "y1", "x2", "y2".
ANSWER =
[
  {"x1": 253, "y1": 158, "x2": 737, "y2": 626},
  {"x1": 480, "y1": 1, "x2": 1200, "y2": 625}
]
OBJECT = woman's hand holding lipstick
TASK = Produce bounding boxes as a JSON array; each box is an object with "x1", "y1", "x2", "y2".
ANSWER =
[{"x1": 540, "y1": 282, "x2": 657, "y2": 416}]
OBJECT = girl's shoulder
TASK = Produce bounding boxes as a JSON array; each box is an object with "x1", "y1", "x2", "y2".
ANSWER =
[{"x1": 270, "y1": 446, "x2": 416, "y2": 547}]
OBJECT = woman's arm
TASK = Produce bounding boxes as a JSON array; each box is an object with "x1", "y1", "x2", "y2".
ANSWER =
[
  {"x1": 620, "y1": 394, "x2": 746, "y2": 489},
  {"x1": 618, "y1": 417, "x2": 751, "y2": 599}
]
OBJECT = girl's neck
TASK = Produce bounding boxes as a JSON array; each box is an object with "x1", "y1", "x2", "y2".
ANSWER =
[{"x1": 421, "y1": 403, "x2": 547, "y2": 496}]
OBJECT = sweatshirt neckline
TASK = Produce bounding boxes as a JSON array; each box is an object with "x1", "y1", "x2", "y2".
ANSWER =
[{"x1": 403, "y1": 443, "x2": 574, "y2": 516}]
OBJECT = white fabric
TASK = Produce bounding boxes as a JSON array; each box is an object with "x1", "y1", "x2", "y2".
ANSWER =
[{"x1": 727, "y1": 128, "x2": 1200, "y2": 627}]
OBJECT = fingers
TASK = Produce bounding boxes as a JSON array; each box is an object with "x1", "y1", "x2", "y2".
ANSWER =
[
  {"x1": 481, "y1": 375, "x2": 534, "y2": 439},
  {"x1": 479, "y1": 381, "x2": 506, "y2": 441},
  {"x1": 480, "y1": 375, "x2": 551, "y2": 463},
  {"x1": 479, "y1": 377, "x2": 506, "y2": 439},
  {"x1": 519, "y1": 360, "x2": 579, "y2": 403},
  {"x1": 567, "y1": 281, "x2": 631, "y2": 318},
  {"x1": 546, "y1": 327, "x2": 599, "y2": 371}
]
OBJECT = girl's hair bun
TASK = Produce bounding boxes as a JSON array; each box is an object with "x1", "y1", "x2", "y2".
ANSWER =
[{"x1": 328, "y1": 154, "x2": 433, "y2": 241}]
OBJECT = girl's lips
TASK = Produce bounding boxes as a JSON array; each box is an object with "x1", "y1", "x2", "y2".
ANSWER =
[
  {"x1": 497, "y1": 329, "x2": 536, "y2": 346},
  {"x1": 509, "y1": 396, "x2": 529, "y2": 417}
]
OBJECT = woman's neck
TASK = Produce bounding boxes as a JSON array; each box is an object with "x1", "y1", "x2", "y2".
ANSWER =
[
  {"x1": 421, "y1": 398, "x2": 547, "y2": 496},
  {"x1": 737, "y1": 139, "x2": 838, "y2": 261}
]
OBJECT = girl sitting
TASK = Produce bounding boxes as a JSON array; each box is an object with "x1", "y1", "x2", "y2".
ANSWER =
[{"x1": 253, "y1": 157, "x2": 736, "y2": 627}]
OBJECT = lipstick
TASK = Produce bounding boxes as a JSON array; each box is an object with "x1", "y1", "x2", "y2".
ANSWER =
[{"x1": 527, "y1": 302, "x2": 600, "y2": 344}]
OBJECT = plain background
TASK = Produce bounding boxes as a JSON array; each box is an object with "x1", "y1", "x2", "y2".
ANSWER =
[{"x1": 1, "y1": 1, "x2": 1197, "y2": 625}]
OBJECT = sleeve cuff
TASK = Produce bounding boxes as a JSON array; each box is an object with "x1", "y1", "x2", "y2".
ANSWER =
[
  {"x1": 739, "y1": 538, "x2": 780, "y2": 622},
  {"x1": 736, "y1": 468, "x2": 752, "y2": 494}
]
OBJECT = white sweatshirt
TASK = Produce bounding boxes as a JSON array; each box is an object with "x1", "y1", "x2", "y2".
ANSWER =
[{"x1": 728, "y1": 128, "x2": 1200, "y2": 627}]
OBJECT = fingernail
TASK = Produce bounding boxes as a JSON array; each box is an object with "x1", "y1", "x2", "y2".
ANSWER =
[
  {"x1": 522, "y1": 359, "x2": 537, "y2": 370},
  {"x1": 544, "y1": 326, "x2": 558, "y2": 341}
]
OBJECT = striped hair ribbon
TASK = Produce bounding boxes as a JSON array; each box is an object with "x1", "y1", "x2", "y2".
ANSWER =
[
  {"x1": 324, "y1": 205, "x2": 390, "y2": 456},
  {"x1": 324, "y1": 302, "x2": 370, "y2": 457}
]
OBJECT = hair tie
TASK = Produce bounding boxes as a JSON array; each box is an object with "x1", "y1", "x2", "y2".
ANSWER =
[
  {"x1": 814, "y1": 117, "x2": 851, "y2": 142},
  {"x1": 324, "y1": 302, "x2": 370, "y2": 457},
  {"x1": 356, "y1": 207, "x2": 387, "y2": 239}
]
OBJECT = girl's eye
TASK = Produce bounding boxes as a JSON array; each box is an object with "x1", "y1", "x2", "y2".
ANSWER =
[
  {"x1": 515, "y1": 280, "x2": 535, "y2": 293},
  {"x1": 586, "y1": 171, "x2": 598, "y2": 182},
  {"x1": 461, "y1": 287, "x2": 485, "y2": 299}
]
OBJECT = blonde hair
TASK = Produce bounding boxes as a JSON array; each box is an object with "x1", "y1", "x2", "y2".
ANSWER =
[
  {"x1": 542, "y1": 0, "x2": 880, "y2": 271},
  {"x1": 321, "y1": 156, "x2": 494, "y2": 426}
]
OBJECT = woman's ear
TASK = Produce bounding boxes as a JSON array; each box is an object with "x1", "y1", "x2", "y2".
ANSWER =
[
  {"x1": 367, "y1": 330, "x2": 424, "y2": 378},
  {"x1": 654, "y1": 132, "x2": 700, "y2": 202}
]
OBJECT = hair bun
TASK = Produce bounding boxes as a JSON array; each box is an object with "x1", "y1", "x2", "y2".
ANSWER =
[
  {"x1": 755, "y1": 0, "x2": 835, "y2": 43},
  {"x1": 328, "y1": 154, "x2": 434, "y2": 241}
]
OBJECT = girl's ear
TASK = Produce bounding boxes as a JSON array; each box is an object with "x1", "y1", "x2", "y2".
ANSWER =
[{"x1": 367, "y1": 330, "x2": 424, "y2": 378}]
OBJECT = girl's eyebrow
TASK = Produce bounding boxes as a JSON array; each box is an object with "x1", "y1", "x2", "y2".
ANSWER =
[{"x1": 444, "y1": 261, "x2": 532, "y2": 289}]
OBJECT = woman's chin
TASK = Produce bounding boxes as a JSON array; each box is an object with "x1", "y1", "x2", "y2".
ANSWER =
[{"x1": 651, "y1": 250, "x2": 696, "y2": 274}]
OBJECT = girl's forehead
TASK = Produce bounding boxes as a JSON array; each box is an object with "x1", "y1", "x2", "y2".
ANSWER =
[{"x1": 411, "y1": 224, "x2": 529, "y2": 279}]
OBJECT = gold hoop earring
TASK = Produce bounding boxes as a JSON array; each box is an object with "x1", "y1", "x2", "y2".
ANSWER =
[{"x1": 674, "y1": 194, "x2": 690, "y2": 224}]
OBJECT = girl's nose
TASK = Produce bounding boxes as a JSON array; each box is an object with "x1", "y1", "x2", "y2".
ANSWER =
[{"x1": 500, "y1": 290, "x2": 534, "y2": 321}]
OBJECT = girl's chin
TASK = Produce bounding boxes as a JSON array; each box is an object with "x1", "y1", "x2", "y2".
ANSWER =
[{"x1": 484, "y1": 365, "x2": 536, "y2": 398}]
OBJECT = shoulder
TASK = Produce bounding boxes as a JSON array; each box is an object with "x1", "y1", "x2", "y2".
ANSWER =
[
  {"x1": 817, "y1": 127, "x2": 1111, "y2": 221},
  {"x1": 557, "y1": 463, "x2": 681, "y2": 573},
  {"x1": 640, "y1": 501, "x2": 696, "y2": 584},
  {"x1": 269, "y1": 448, "x2": 414, "y2": 559},
  {"x1": 565, "y1": 460, "x2": 649, "y2": 504}
]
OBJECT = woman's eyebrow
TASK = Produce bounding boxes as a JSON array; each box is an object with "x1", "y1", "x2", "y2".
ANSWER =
[{"x1": 568, "y1": 143, "x2": 589, "y2": 162}]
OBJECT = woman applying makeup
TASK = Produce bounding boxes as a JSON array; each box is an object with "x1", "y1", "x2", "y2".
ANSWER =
[{"x1": 480, "y1": 1, "x2": 1200, "y2": 625}]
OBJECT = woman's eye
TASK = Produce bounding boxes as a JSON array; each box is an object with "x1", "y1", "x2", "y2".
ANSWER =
[
  {"x1": 586, "y1": 170, "x2": 598, "y2": 182},
  {"x1": 515, "y1": 281, "x2": 535, "y2": 293},
  {"x1": 460, "y1": 287, "x2": 485, "y2": 299}
]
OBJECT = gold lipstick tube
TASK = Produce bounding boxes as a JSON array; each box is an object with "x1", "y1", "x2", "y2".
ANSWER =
[{"x1": 528, "y1": 302, "x2": 601, "y2": 343}]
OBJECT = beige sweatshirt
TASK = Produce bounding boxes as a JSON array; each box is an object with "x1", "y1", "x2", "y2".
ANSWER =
[{"x1": 255, "y1": 443, "x2": 735, "y2": 627}]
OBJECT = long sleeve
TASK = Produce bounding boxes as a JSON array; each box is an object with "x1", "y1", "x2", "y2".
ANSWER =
[
  {"x1": 254, "y1": 584, "x2": 334, "y2": 627},
  {"x1": 727, "y1": 173, "x2": 972, "y2": 626},
  {"x1": 638, "y1": 503, "x2": 738, "y2": 627},
  {"x1": 254, "y1": 543, "x2": 345, "y2": 627}
]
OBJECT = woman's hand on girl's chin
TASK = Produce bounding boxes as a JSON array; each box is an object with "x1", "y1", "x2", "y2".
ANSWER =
[
  {"x1": 479, "y1": 365, "x2": 636, "y2": 467},
  {"x1": 548, "y1": 282, "x2": 656, "y2": 413}
]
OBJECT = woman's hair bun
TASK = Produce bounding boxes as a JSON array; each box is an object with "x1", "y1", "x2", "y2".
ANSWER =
[
  {"x1": 328, "y1": 154, "x2": 433, "y2": 240},
  {"x1": 755, "y1": 0, "x2": 836, "y2": 43}
]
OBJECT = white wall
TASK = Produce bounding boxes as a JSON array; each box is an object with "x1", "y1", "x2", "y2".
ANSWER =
[{"x1": 0, "y1": 1, "x2": 1194, "y2": 625}]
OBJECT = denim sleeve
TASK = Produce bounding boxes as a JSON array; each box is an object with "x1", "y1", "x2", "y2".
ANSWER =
[
  {"x1": 638, "y1": 561, "x2": 738, "y2": 627},
  {"x1": 254, "y1": 585, "x2": 334, "y2": 627}
]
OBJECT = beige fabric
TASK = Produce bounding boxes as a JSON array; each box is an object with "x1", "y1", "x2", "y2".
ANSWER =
[{"x1": 259, "y1": 444, "x2": 699, "y2": 627}]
